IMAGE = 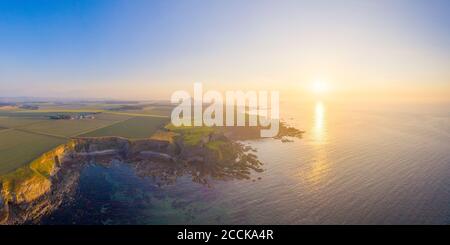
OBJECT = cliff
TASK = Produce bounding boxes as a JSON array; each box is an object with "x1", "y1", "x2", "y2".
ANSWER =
[
  {"x1": 0, "y1": 131, "x2": 263, "y2": 224},
  {"x1": 0, "y1": 141, "x2": 79, "y2": 224}
]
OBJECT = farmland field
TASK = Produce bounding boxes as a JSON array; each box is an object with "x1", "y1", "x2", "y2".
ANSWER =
[
  {"x1": 0, "y1": 116, "x2": 45, "y2": 128},
  {"x1": 18, "y1": 119, "x2": 116, "y2": 137},
  {"x1": 80, "y1": 116, "x2": 169, "y2": 139},
  {"x1": 93, "y1": 112, "x2": 133, "y2": 121},
  {"x1": 0, "y1": 130, "x2": 66, "y2": 174},
  {"x1": 109, "y1": 107, "x2": 173, "y2": 117},
  {"x1": 0, "y1": 106, "x2": 169, "y2": 175},
  {"x1": 0, "y1": 111, "x2": 70, "y2": 118},
  {"x1": 17, "y1": 113, "x2": 131, "y2": 137}
]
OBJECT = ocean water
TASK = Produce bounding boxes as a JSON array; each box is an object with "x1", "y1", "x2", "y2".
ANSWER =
[{"x1": 45, "y1": 102, "x2": 450, "y2": 224}]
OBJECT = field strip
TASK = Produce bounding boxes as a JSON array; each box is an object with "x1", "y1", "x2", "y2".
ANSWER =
[
  {"x1": 15, "y1": 109, "x2": 169, "y2": 118},
  {"x1": 0, "y1": 118, "x2": 69, "y2": 139},
  {"x1": 13, "y1": 128, "x2": 68, "y2": 140},
  {"x1": 17, "y1": 109, "x2": 103, "y2": 113},
  {"x1": 104, "y1": 111, "x2": 169, "y2": 118},
  {"x1": 9, "y1": 119, "x2": 53, "y2": 129},
  {"x1": 0, "y1": 117, "x2": 47, "y2": 128},
  {"x1": 73, "y1": 116, "x2": 137, "y2": 137},
  {"x1": 0, "y1": 128, "x2": 14, "y2": 133}
]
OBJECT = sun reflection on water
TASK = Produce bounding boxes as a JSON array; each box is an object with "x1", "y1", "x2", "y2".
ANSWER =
[
  {"x1": 313, "y1": 101, "x2": 327, "y2": 144},
  {"x1": 306, "y1": 101, "x2": 330, "y2": 185}
]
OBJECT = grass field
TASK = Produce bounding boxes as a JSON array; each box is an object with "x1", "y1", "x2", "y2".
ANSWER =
[
  {"x1": 94, "y1": 112, "x2": 133, "y2": 121},
  {"x1": 17, "y1": 113, "x2": 131, "y2": 137},
  {"x1": 110, "y1": 107, "x2": 173, "y2": 117},
  {"x1": 0, "y1": 116, "x2": 45, "y2": 128},
  {"x1": 80, "y1": 116, "x2": 169, "y2": 139},
  {"x1": 0, "y1": 111, "x2": 132, "y2": 174},
  {"x1": 0, "y1": 105, "x2": 170, "y2": 175},
  {"x1": 0, "y1": 130, "x2": 66, "y2": 174},
  {"x1": 166, "y1": 124, "x2": 216, "y2": 146},
  {"x1": 0, "y1": 111, "x2": 71, "y2": 118},
  {"x1": 18, "y1": 119, "x2": 116, "y2": 137}
]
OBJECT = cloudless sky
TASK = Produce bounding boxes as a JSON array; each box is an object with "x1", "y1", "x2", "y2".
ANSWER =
[{"x1": 0, "y1": 0, "x2": 449, "y2": 101}]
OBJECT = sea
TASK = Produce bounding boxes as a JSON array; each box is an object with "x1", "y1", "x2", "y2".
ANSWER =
[{"x1": 44, "y1": 101, "x2": 450, "y2": 224}]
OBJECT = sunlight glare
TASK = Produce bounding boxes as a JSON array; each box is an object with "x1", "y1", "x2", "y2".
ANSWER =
[{"x1": 311, "y1": 80, "x2": 330, "y2": 94}]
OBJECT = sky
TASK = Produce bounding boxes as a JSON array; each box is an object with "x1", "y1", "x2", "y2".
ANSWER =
[{"x1": 0, "y1": 0, "x2": 449, "y2": 101}]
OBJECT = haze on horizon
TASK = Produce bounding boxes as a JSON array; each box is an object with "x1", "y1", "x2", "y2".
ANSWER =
[{"x1": 0, "y1": 0, "x2": 449, "y2": 102}]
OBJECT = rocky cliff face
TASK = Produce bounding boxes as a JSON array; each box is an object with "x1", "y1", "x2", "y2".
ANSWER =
[
  {"x1": 0, "y1": 133, "x2": 263, "y2": 224},
  {"x1": 0, "y1": 141, "x2": 78, "y2": 224},
  {"x1": 0, "y1": 137, "x2": 174, "y2": 224}
]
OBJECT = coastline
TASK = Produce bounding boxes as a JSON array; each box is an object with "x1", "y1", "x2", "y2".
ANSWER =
[{"x1": 0, "y1": 123, "x2": 303, "y2": 224}]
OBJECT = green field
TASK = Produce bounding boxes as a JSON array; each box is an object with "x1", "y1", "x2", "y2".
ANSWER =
[
  {"x1": 166, "y1": 125, "x2": 215, "y2": 146},
  {"x1": 110, "y1": 107, "x2": 173, "y2": 117},
  {"x1": 0, "y1": 130, "x2": 66, "y2": 174},
  {"x1": 0, "y1": 116, "x2": 45, "y2": 128},
  {"x1": 17, "y1": 113, "x2": 131, "y2": 137},
  {"x1": 0, "y1": 105, "x2": 170, "y2": 175},
  {"x1": 80, "y1": 116, "x2": 169, "y2": 139},
  {"x1": 0, "y1": 111, "x2": 74, "y2": 118},
  {"x1": 18, "y1": 119, "x2": 115, "y2": 137},
  {"x1": 94, "y1": 112, "x2": 133, "y2": 121}
]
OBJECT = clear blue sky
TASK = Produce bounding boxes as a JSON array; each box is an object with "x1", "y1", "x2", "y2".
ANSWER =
[{"x1": 0, "y1": 0, "x2": 449, "y2": 100}]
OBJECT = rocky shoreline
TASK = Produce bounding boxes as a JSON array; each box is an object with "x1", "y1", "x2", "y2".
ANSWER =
[
  {"x1": 0, "y1": 132, "x2": 262, "y2": 224},
  {"x1": 0, "y1": 122, "x2": 303, "y2": 224}
]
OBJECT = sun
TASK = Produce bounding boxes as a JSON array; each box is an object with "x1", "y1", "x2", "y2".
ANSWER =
[{"x1": 311, "y1": 80, "x2": 330, "y2": 94}]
